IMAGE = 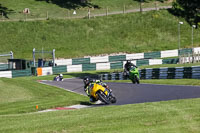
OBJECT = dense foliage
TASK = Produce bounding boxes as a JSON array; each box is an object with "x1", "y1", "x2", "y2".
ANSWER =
[{"x1": 172, "y1": 0, "x2": 200, "y2": 26}]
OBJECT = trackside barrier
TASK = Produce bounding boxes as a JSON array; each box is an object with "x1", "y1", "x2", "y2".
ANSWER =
[
  {"x1": 0, "y1": 71, "x2": 12, "y2": 78},
  {"x1": 55, "y1": 47, "x2": 200, "y2": 66},
  {"x1": 0, "y1": 58, "x2": 179, "y2": 78},
  {"x1": 100, "y1": 66, "x2": 200, "y2": 80},
  {"x1": 42, "y1": 67, "x2": 53, "y2": 76},
  {"x1": 12, "y1": 69, "x2": 32, "y2": 78},
  {"x1": 36, "y1": 67, "x2": 53, "y2": 76}
]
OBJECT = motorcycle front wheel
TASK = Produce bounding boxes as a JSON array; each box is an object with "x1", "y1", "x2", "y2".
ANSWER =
[
  {"x1": 96, "y1": 91, "x2": 110, "y2": 104},
  {"x1": 135, "y1": 75, "x2": 140, "y2": 84}
]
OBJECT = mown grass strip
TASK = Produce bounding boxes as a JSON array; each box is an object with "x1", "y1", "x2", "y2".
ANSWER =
[
  {"x1": 0, "y1": 77, "x2": 87, "y2": 115},
  {"x1": 0, "y1": 10, "x2": 199, "y2": 59},
  {"x1": 0, "y1": 98, "x2": 199, "y2": 133}
]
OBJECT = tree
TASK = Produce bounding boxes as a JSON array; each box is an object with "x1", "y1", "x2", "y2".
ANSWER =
[
  {"x1": 35, "y1": 0, "x2": 98, "y2": 9},
  {"x1": 172, "y1": 0, "x2": 200, "y2": 26}
]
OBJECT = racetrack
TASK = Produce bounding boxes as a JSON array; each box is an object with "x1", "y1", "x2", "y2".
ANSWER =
[{"x1": 41, "y1": 78, "x2": 200, "y2": 106}]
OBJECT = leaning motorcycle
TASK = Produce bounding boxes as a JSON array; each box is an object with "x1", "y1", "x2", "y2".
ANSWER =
[
  {"x1": 129, "y1": 66, "x2": 140, "y2": 84},
  {"x1": 89, "y1": 83, "x2": 117, "y2": 104}
]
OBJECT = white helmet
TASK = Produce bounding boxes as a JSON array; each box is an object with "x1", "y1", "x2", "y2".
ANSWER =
[{"x1": 59, "y1": 74, "x2": 63, "y2": 77}]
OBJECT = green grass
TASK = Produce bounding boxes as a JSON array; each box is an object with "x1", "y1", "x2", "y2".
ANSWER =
[
  {"x1": 139, "y1": 62, "x2": 200, "y2": 69},
  {"x1": 0, "y1": 98, "x2": 200, "y2": 133},
  {"x1": 0, "y1": 77, "x2": 87, "y2": 115},
  {"x1": 0, "y1": 0, "x2": 172, "y2": 20},
  {"x1": 0, "y1": 71, "x2": 200, "y2": 132},
  {"x1": 0, "y1": 10, "x2": 199, "y2": 59}
]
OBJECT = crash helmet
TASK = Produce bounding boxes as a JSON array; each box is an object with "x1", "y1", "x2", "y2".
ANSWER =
[
  {"x1": 59, "y1": 74, "x2": 63, "y2": 77},
  {"x1": 127, "y1": 60, "x2": 131, "y2": 63},
  {"x1": 83, "y1": 77, "x2": 90, "y2": 85}
]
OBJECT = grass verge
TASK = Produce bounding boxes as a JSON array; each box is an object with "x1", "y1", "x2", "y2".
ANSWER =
[
  {"x1": 0, "y1": 77, "x2": 87, "y2": 115},
  {"x1": 0, "y1": 10, "x2": 200, "y2": 59},
  {"x1": 0, "y1": 98, "x2": 199, "y2": 133},
  {"x1": 0, "y1": 0, "x2": 172, "y2": 20}
]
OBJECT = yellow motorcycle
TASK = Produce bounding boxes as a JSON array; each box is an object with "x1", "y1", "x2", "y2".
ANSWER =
[{"x1": 89, "y1": 83, "x2": 116, "y2": 104}]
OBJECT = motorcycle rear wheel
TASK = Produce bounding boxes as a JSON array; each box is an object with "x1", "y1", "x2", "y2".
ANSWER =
[{"x1": 96, "y1": 91, "x2": 110, "y2": 104}]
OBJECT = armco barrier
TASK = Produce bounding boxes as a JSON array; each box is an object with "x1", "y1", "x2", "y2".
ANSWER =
[
  {"x1": 12, "y1": 69, "x2": 32, "y2": 78},
  {"x1": 72, "y1": 58, "x2": 90, "y2": 65},
  {"x1": 0, "y1": 58, "x2": 179, "y2": 78},
  {"x1": 82, "y1": 63, "x2": 96, "y2": 71},
  {"x1": 55, "y1": 47, "x2": 200, "y2": 66},
  {"x1": 52, "y1": 66, "x2": 67, "y2": 74},
  {"x1": 109, "y1": 55, "x2": 126, "y2": 62},
  {"x1": 100, "y1": 66, "x2": 200, "y2": 80},
  {"x1": 0, "y1": 71, "x2": 12, "y2": 78}
]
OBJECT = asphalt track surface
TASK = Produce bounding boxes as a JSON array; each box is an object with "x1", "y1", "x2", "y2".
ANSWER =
[{"x1": 41, "y1": 78, "x2": 200, "y2": 105}]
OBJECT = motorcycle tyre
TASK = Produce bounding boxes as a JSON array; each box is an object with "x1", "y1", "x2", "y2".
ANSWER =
[
  {"x1": 110, "y1": 96, "x2": 117, "y2": 103},
  {"x1": 135, "y1": 75, "x2": 140, "y2": 84},
  {"x1": 131, "y1": 79, "x2": 136, "y2": 84},
  {"x1": 96, "y1": 91, "x2": 110, "y2": 104}
]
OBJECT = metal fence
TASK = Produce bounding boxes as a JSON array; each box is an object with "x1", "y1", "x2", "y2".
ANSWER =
[{"x1": 0, "y1": 3, "x2": 172, "y2": 22}]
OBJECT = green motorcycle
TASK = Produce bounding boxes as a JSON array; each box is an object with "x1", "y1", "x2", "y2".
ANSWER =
[{"x1": 129, "y1": 66, "x2": 140, "y2": 84}]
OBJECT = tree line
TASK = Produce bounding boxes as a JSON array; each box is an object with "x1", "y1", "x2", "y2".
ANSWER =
[{"x1": 172, "y1": 0, "x2": 200, "y2": 27}]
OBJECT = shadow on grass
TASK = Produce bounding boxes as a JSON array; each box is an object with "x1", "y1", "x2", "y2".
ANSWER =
[
  {"x1": 0, "y1": 4, "x2": 15, "y2": 18},
  {"x1": 79, "y1": 101, "x2": 107, "y2": 106},
  {"x1": 79, "y1": 101, "x2": 92, "y2": 105},
  {"x1": 35, "y1": 0, "x2": 100, "y2": 9}
]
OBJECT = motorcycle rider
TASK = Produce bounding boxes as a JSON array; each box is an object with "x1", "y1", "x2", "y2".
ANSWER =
[
  {"x1": 54, "y1": 74, "x2": 63, "y2": 81},
  {"x1": 124, "y1": 60, "x2": 137, "y2": 72},
  {"x1": 83, "y1": 77, "x2": 108, "y2": 102}
]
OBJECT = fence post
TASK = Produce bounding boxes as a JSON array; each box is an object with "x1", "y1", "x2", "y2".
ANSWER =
[
  {"x1": 88, "y1": 9, "x2": 90, "y2": 19},
  {"x1": 33, "y1": 48, "x2": 36, "y2": 67},
  {"x1": 106, "y1": 7, "x2": 108, "y2": 16},
  {"x1": 68, "y1": 10, "x2": 70, "y2": 18},
  {"x1": 123, "y1": 4, "x2": 126, "y2": 14},
  {"x1": 46, "y1": 11, "x2": 49, "y2": 20},
  {"x1": 1, "y1": 12, "x2": 3, "y2": 20},
  {"x1": 10, "y1": 51, "x2": 14, "y2": 59},
  {"x1": 53, "y1": 49, "x2": 55, "y2": 67},
  {"x1": 155, "y1": 1, "x2": 158, "y2": 11},
  {"x1": 140, "y1": 0, "x2": 143, "y2": 12}
]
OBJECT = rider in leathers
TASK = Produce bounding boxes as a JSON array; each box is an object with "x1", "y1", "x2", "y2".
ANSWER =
[
  {"x1": 124, "y1": 60, "x2": 137, "y2": 72},
  {"x1": 83, "y1": 77, "x2": 108, "y2": 102}
]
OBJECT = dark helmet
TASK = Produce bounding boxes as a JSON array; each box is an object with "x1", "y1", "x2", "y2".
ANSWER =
[
  {"x1": 127, "y1": 60, "x2": 131, "y2": 63},
  {"x1": 83, "y1": 77, "x2": 90, "y2": 85}
]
